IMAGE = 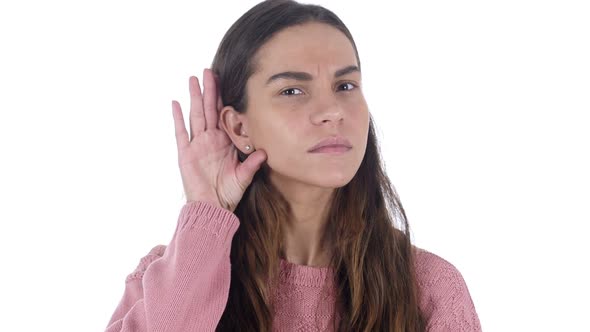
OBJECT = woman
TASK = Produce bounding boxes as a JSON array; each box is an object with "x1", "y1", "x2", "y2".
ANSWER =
[{"x1": 105, "y1": 0, "x2": 481, "y2": 331}]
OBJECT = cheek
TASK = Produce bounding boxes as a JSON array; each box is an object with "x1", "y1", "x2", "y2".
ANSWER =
[
  {"x1": 345, "y1": 100, "x2": 369, "y2": 128},
  {"x1": 254, "y1": 115, "x2": 300, "y2": 151}
]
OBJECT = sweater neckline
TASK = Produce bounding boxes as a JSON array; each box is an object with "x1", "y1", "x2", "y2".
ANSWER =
[{"x1": 279, "y1": 258, "x2": 335, "y2": 287}]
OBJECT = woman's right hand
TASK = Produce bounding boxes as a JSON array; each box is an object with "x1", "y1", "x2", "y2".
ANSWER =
[{"x1": 171, "y1": 68, "x2": 267, "y2": 212}]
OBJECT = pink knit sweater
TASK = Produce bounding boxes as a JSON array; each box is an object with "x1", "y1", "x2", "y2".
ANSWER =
[{"x1": 105, "y1": 201, "x2": 481, "y2": 331}]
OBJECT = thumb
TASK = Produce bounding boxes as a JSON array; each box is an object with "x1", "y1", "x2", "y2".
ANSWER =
[{"x1": 235, "y1": 149, "x2": 267, "y2": 187}]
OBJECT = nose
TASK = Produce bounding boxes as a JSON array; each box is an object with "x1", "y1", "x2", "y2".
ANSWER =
[{"x1": 311, "y1": 92, "x2": 344, "y2": 125}]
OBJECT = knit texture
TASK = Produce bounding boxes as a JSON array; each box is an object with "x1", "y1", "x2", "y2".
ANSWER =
[{"x1": 105, "y1": 201, "x2": 481, "y2": 331}]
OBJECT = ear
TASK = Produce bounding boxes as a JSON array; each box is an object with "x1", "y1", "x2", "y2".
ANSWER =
[{"x1": 219, "y1": 105, "x2": 251, "y2": 154}]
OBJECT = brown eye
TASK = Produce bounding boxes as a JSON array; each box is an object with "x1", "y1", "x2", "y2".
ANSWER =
[
  {"x1": 280, "y1": 88, "x2": 303, "y2": 96},
  {"x1": 338, "y1": 82, "x2": 357, "y2": 91}
]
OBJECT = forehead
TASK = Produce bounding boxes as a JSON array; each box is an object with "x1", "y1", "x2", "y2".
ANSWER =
[{"x1": 252, "y1": 22, "x2": 358, "y2": 76}]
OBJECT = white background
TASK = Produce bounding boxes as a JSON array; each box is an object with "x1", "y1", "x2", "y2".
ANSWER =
[{"x1": 1, "y1": 0, "x2": 588, "y2": 331}]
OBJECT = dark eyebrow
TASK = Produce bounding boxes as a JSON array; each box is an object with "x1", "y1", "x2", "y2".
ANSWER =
[{"x1": 265, "y1": 65, "x2": 360, "y2": 86}]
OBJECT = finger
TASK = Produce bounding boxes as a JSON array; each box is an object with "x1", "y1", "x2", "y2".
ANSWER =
[
  {"x1": 235, "y1": 149, "x2": 267, "y2": 189},
  {"x1": 189, "y1": 76, "x2": 205, "y2": 141},
  {"x1": 203, "y1": 68, "x2": 219, "y2": 131},
  {"x1": 213, "y1": 72, "x2": 223, "y2": 110},
  {"x1": 214, "y1": 72, "x2": 224, "y2": 128},
  {"x1": 171, "y1": 100, "x2": 189, "y2": 151}
]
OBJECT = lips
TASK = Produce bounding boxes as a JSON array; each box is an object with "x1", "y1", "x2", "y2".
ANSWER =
[
  {"x1": 310, "y1": 145, "x2": 351, "y2": 153},
  {"x1": 308, "y1": 136, "x2": 352, "y2": 152}
]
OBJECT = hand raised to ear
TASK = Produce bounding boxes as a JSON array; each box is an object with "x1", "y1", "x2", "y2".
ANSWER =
[{"x1": 171, "y1": 68, "x2": 267, "y2": 212}]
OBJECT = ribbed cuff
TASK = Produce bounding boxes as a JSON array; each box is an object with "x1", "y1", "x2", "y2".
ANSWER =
[{"x1": 177, "y1": 201, "x2": 240, "y2": 244}]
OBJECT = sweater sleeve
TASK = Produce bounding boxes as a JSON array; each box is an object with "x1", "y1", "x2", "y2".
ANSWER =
[
  {"x1": 413, "y1": 247, "x2": 482, "y2": 332},
  {"x1": 105, "y1": 201, "x2": 240, "y2": 332}
]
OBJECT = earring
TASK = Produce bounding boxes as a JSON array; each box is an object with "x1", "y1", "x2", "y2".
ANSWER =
[{"x1": 245, "y1": 145, "x2": 251, "y2": 151}]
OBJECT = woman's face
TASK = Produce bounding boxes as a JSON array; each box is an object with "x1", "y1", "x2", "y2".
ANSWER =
[{"x1": 230, "y1": 22, "x2": 369, "y2": 190}]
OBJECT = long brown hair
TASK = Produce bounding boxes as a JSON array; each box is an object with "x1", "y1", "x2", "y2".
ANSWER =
[{"x1": 211, "y1": 0, "x2": 426, "y2": 330}]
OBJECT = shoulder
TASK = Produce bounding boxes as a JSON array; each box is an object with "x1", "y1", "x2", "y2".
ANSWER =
[
  {"x1": 412, "y1": 245, "x2": 482, "y2": 331},
  {"x1": 412, "y1": 246, "x2": 464, "y2": 285}
]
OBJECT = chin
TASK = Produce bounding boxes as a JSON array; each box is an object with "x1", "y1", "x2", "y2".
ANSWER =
[{"x1": 310, "y1": 172, "x2": 356, "y2": 189}]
